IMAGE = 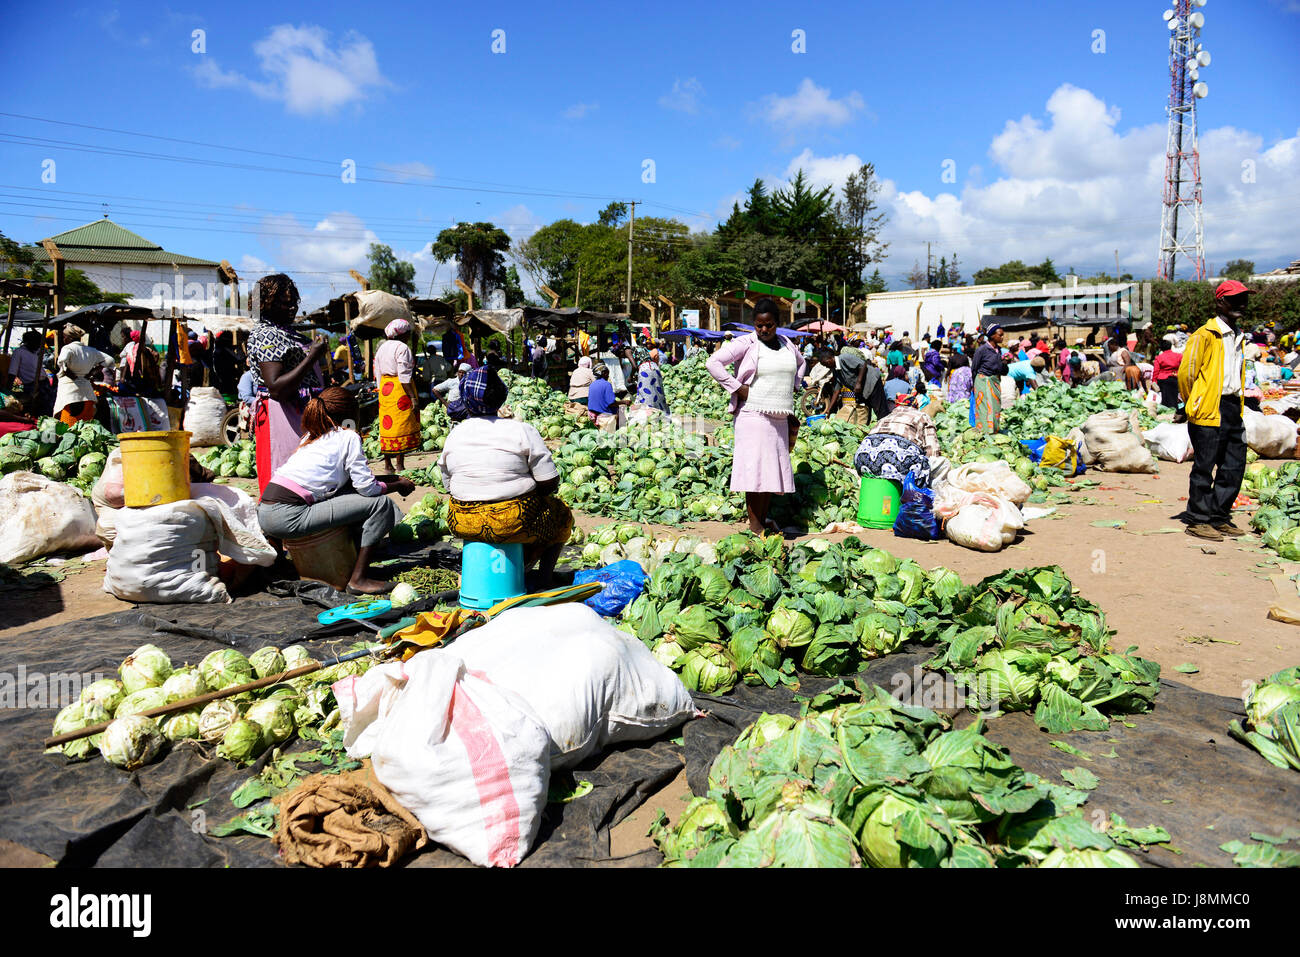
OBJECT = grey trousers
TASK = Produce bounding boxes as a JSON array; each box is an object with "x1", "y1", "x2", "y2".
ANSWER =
[{"x1": 257, "y1": 493, "x2": 399, "y2": 548}]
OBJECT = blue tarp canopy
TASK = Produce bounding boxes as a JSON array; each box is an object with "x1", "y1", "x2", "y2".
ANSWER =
[{"x1": 659, "y1": 327, "x2": 727, "y2": 339}]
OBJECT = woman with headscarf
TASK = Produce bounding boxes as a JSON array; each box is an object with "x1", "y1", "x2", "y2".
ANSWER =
[
  {"x1": 970, "y1": 325, "x2": 1009, "y2": 433},
  {"x1": 947, "y1": 351, "x2": 972, "y2": 403},
  {"x1": 568, "y1": 355, "x2": 595, "y2": 402},
  {"x1": 118, "y1": 329, "x2": 143, "y2": 377},
  {"x1": 633, "y1": 347, "x2": 669, "y2": 414},
  {"x1": 439, "y1": 367, "x2": 574, "y2": 586},
  {"x1": 373, "y1": 318, "x2": 420, "y2": 474},
  {"x1": 54, "y1": 324, "x2": 116, "y2": 425},
  {"x1": 883, "y1": 365, "x2": 912, "y2": 406},
  {"x1": 257, "y1": 388, "x2": 414, "y2": 595},
  {"x1": 246, "y1": 274, "x2": 325, "y2": 495},
  {"x1": 705, "y1": 299, "x2": 807, "y2": 534},
  {"x1": 922, "y1": 342, "x2": 945, "y2": 388}
]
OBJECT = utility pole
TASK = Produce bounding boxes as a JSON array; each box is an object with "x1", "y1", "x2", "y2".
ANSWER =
[
  {"x1": 625, "y1": 201, "x2": 637, "y2": 317},
  {"x1": 1115, "y1": 249, "x2": 1121, "y2": 279},
  {"x1": 926, "y1": 242, "x2": 933, "y2": 289}
]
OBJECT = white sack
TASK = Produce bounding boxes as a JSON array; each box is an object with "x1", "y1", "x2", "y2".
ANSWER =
[
  {"x1": 1244, "y1": 409, "x2": 1298, "y2": 459},
  {"x1": 91, "y1": 447, "x2": 126, "y2": 510},
  {"x1": 334, "y1": 651, "x2": 550, "y2": 868},
  {"x1": 944, "y1": 493, "x2": 1024, "y2": 552},
  {"x1": 183, "y1": 387, "x2": 229, "y2": 448},
  {"x1": 0, "y1": 472, "x2": 100, "y2": 564},
  {"x1": 945, "y1": 460, "x2": 1032, "y2": 507},
  {"x1": 449, "y1": 604, "x2": 694, "y2": 769},
  {"x1": 1143, "y1": 422, "x2": 1194, "y2": 463},
  {"x1": 1080, "y1": 410, "x2": 1157, "y2": 473}
]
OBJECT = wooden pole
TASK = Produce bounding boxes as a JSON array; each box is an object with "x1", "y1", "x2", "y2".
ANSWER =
[
  {"x1": 625, "y1": 201, "x2": 637, "y2": 314},
  {"x1": 42, "y1": 240, "x2": 64, "y2": 316}
]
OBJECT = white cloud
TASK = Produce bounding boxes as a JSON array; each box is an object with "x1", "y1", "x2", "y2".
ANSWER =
[
  {"x1": 562, "y1": 102, "x2": 599, "y2": 120},
  {"x1": 373, "y1": 161, "x2": 435, "y2": 183},
  {"x1": 659, "y1": 77, "x2": 704, "y2": 114},
  {"x1": 193, "y1": 24, "x2": 387, "y2": 116},
  {"x1": 780, "y1": 85, "x2": 1300, "y2": 283},
  {"x1": 754, "y1": 79, "x2": 865, "y2": 136},
  {"x1": 782, "y1": 149, "x2": 865, "y2": 192}
]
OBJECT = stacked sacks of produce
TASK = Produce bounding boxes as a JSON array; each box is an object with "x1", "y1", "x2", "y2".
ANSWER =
[
  {"x1": 618, "y1": 533, "x2": 1160, "y2": 736},
  {"x1": 196, "y1": 438, "x2": 257, "y2": 479},
  {"x1": 934, "y1": 460, "x2": 1032, "y2": 552},
  {"x1": 499, "y1": 369, "x2": 596, "y2": 442},
  {"x1": 1072, "y1": 410, "x2": 1157, "y2": 473},
  {"x1": 662, "y1": 352, "x2": 731, "y2": 420},
  {"x1": 553, "y1": 418, "x2": 743, "y2": 525},
  {"x1": 47, "y1": 643, "x2": 374, "y2": 770},
  {"x1": 651, "y1": 680, "x2": 1168, "y2": 867},
  {"x1": 0, "y1": 417, "x2": 116, "y2": 492}
]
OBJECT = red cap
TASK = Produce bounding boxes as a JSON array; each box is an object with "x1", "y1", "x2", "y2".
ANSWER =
[{"x1": 1215, "y1": 279, "x2": 1254, "y2": 299}]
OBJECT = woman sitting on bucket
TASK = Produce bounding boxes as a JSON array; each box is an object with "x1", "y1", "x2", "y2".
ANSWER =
[
  {"x1": 438, "y1": 367, "x2": 574, "y2": 587},
  {"x1": 256, "y1": 387, "x2": 415, "y2": 596}
]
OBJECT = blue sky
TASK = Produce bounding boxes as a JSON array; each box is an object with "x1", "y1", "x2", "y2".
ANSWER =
[{"x1": 2, "y1": 0, "x2": 1297, "y2": 306}]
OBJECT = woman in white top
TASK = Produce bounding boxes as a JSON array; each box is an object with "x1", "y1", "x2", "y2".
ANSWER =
[
  {"x1": 54, "y1": 324, "x2": 116, "y2": 425},
  {"x1": 373, "y1": 318, "x2": 420, "y2": 474},
  {"x1": 439, "y1": 367, "x2": 573, "y2": 586},
  {"x1": 256, "y1": 388, "x2": 415, "y2": 595},
  {"x1": 705, "y1": 299, "x2": 807, "y2": 534}
]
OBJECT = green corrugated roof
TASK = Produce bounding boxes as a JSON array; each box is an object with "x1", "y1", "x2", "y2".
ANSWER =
[{"x1": 32, "y1": 219, "x2": 219, "y2": 267}]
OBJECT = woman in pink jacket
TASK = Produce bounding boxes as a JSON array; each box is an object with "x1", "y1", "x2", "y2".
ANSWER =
[{"x1": 706, "y1": 300, "x2": 807, "y2": 534}]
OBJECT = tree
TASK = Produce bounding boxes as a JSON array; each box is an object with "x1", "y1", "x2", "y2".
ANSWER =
[
  {"x1": 671, "y1": 234, "x2": 744, "y2": 300},
  {"x1": 366, "y1": 243, "x2": 417, "y2": 298},
  {"x1": 596, "y1": 202, "x2": 628, "y2": 228},
  {"x1": 1222, "y1": 259, "x2": 1255, "y2": 282},
  {"x1": 906, "y1": 260, "x2": 928, "y2": 290},
  {"x1": 502, "y1": 265, "x2": 527, "y2": 307},
  {"x1": 834, "y1": 163, "x2": 890, "y2": 296},
  {"x1": 864, "y1": 268, "x2": 887, "y2": 294},
  {"x1": 431, "y1": 222, "x2": 512, "y2": 298},
  {"x1": 512, "y1": 219, "x2": 585, "y2": 297},
  {"x1": 970, "y1": 257, "x2": 1059, "y2": 286}
]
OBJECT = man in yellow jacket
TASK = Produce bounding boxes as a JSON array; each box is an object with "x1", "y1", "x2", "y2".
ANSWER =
[{"x1": 1177, "y1": 280, "x2": 1252, "y2": 542}]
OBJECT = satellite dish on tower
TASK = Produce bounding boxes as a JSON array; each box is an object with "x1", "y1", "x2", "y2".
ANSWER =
[
  {"x1": 1167, "y1": 17, "x2": 1180, "y2": 30},
  {"x1": 1189, "y1": 12, "x2": 1205, "y2": 27},
  {"x1": 1196, "y1": 50, "x2": 1211, "y2": 66},
  {"x1": 1188, "y1": 67, "x2": 1200, "y2": 81},
  {"x1": 1162, "y1": 8, "x2": 1174, "y2": 20},
  {"x1": 1193, "y1": 82, "x2": 1209, "y2": 98},
  {"x1": 1193, "y1": 0, "x2": 1207, "y2": 7}
]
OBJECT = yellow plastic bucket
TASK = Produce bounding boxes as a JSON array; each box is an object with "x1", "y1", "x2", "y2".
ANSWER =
[
  {"x1": 284, "y1": 526, "x2": 358, "y2": 591},
  {"x1": 120, "y1": 430, "x2": 192, "y2": 508}
]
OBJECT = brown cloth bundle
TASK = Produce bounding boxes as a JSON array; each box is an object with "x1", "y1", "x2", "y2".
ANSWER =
[{"x1": 275, "y1": 764, "x2": 427, "y2": 868}]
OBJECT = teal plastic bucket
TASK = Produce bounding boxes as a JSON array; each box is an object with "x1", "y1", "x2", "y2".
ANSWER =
[
  {"x1": 857, "y1": 476, "x2": 902, "y2": 529},
  {"x1": 459, "y1": 541, "x2": 526, "y2": 610}
]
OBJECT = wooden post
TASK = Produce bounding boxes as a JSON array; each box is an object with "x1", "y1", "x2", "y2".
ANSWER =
[
  {"x1": 42, "y1": 240, "x2": 64, "y2": 316},
  {"x1": 454, "y1": 279, "x2": 475, "y2": 313},
  {"x1": 657, "y1": 295, "x2": 675, "y2": 330},
  {"x1": 0, "y1": 295, "x2": 14, "y2": 380},
  {"x1": 704, "y1": 298, "x2": 719, "y2": 332},
  {"x1": 539, "y1": 284, "x2": 561, "y2": 309},
  {"x1": 219, "y1": 260, "x2": 239, "y2": 312},
  {"x1": 349, "y1": 270, "x2": 370, "y2": 291}
]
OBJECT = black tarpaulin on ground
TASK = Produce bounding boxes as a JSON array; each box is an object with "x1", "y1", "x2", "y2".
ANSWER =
[
  {"x1": 683, "y1": 650, "x2": 1300, "y2": 869},
  {"x1": 0, "y1": 594, "x2": 684, "y2": 868}
]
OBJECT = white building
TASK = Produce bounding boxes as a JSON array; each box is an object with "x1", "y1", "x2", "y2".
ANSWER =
[{"x1": 861, "y1": 282, "x2": 1034, "y2": 339}]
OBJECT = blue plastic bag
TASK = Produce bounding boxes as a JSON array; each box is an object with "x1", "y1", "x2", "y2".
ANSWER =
[
  {"x1": 893, "y1": 474, "x2": 941, "y2": 541},
  {"x1": 1019, "y1": 438, "x2": 1047, "y2": 463},
  {"x1": 573, "y1": 560, "x2": 647, "y2": 617}
]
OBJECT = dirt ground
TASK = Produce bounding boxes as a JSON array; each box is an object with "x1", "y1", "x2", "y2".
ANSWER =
[{"x1": 4, "y1": 454, "x2": 1297, "y2": 864}]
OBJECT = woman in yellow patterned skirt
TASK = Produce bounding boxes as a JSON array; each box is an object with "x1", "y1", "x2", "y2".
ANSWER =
[
  {"x1": 373, "y1": 319, "x2": 421, "y2": 473},
  {"x1": 438, "y1": 366, "x2": 573, "y2": 586}
]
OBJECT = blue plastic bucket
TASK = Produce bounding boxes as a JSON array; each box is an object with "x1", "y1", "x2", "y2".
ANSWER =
[{"x1": 459, "y1": 541, "x2": 526, "y2": 610}]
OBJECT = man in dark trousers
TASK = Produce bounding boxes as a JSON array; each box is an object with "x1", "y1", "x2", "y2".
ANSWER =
[{"x1": 1178, "y1": 280, "x2": 1251, "y2": 542}]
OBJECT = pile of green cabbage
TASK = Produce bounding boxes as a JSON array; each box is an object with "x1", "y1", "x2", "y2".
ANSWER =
[
  {"x1": 616, "y1": 534, "x2": 1159, "y2": 732},
  {"x1": 554, "y1": 420, "x2": 744, "y2": 525},
  {"x1": 0, "y1": 417, "x2": 116, "y2": 491},
  {"x1": 1230, "y1": 666, "x2": 1300, "y2": 772},
  {"x1": 362, "y1": 402, "x2": 453, "y2": 461},
  {"x1": 1246, "y1": 461, "x2": 1300, "y2": 560},
  {"x1": 651, "y1": 679, "x2": 1167, "y2": 867},
  {"x1": 196, "y1": 438, "x2": 257, "y2": 479},
  {"x1": 771, "y1": 417, "x2": 868, "y2": 528},
  {"x1": 47, "y1": 642, "x2": 374, "y2": 770},
  {"x1": 389, "y1": 491, "x2": 452, "y2": 544},
  {"x1": 662, "y1": 352, "x2": 731, "y2": 420},
  {"x1": 576, "y1": 522, "x2": 719, "y2": 570},
  {"x1": 498, "y1": 370, "x2": 596, "y2": 442}
]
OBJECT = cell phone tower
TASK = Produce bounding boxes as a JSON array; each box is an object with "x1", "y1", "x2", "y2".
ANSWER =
[{"x1": 1157, "y1": 0, "x2": 1211, "y2": 280}]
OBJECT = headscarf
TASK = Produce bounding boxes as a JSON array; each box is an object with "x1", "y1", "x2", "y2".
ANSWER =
[
  {"x1": 448, "y1": 366, "x2": 507, "y2": 420},
  {"x1": 578, "y1": 356, "x2": 592, "y2": 369},
  {"x1": 633, "y1": 346, "x2": 651, "y2": 366},
  {"x1": 889, "y1": 365, "x2": 906, "y2": 381},
  {"x1": 253, "y1": 273, "x2": 300, "y2": 326},
  {"x1": 129, "y1": 330, "x2": 141, "y2": 343},
  {"x1": 385, "y1": 318, "x2": 411, "y2": 339}
]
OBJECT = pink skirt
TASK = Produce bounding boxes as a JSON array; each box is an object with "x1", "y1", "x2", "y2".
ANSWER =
[{"x1": 730, "y1": 408, "x2": 794, "y2": 494}]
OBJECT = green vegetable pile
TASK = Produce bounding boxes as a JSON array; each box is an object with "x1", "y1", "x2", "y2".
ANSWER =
[
  {"x1": 651, "y1": 678, "x2": 1168, "y2": 867},
  {"x1": 662, "y1": 352, "x2": 730, "y2": 420},
  {"x1": 196, "y1": 438, "x2": 257, "y2": 479},
  {"x1": 576, "y1": 521, "x2": 720, "y2": 570},
  {"x1": 47, "y1": 642, "x2": 375, "y2": 769},
  {"x1": 392, "y1": 565, "x2": 461, "y2": 595},
  {"x1": 1246, "y1": 461, "x2": 1300, "y2": 559},
  {"x1": 499, "y1": 370, "x2": 596, "y2": 442},
  {"x1": 618, "y1": 534, "x2": 1159, "y2": 733},
  {"x1": 0, "y1": 417, "x2": 116, "y2": 491},
  {"x1": 1230, "y1": 666, "x2": 1300, "y2": 772},
  {"x1": 553, "y1": 419, "x2": 744, "y2": 525},
  {"x1": 389, "y1": 491, "x2": 451, "y2": 544},
  {"x1": 771, "y1": 417, "x2": 868, "y2": 528}
]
